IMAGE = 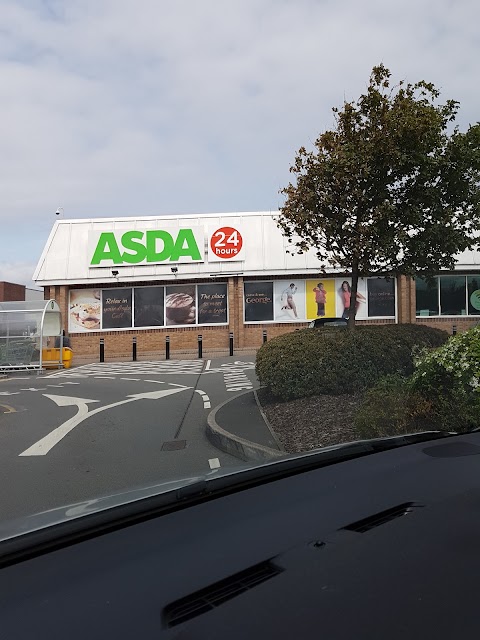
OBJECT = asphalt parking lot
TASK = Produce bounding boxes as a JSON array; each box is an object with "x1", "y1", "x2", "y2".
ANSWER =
[{"x1": 0, "y1": 357, "x2": 258, "y2": 524}]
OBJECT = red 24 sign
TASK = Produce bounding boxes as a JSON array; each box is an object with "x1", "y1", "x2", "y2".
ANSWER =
[{"x1": 210, "y1": 226, "x2": 243, "y2": 259}]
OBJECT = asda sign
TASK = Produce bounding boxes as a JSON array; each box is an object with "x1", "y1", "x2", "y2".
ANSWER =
[{"x1": 89, "y1": 228, "x2": 205, "y2": 266}]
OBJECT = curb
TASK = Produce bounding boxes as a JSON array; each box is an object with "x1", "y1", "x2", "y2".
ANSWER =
[
  {"x1": 206, "y1": 389, "x2": 285, "y2": 463},
  {"x1": 253, "y1": 388, "x2": 285, "y2": 452}
]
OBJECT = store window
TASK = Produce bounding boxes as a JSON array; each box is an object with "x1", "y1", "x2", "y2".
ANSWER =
[
  {"x1": 198, "y1": 283, "x2": 228, "y2": 324},
  {"x1": 467, "y1": 276, "x2": 480, "y2": 316},
  {"x1": 415, "y1": 277, "x2": 439, "y2": 317},
  {"x1": 102, "y1": 288, "x2": 132, "y2": 329},
  {"x1": 440, "y1": 276, "x2": 467, "y2": 316},
  {"x1": 367, "y1": 277, "x2": 395, "y2": 317},
  {"x1": 244, "y1": 282, "x2": 274, "y2": 322},
  {"x1": 134, "y1": 287, "x2": 164, "y2": 327}
]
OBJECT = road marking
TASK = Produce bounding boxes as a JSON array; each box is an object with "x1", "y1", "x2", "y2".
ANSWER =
[
  {"x1": 205, "y1": 359, "x2": 211, "y2": 371},
  {"x1": 63, "y1": 382, "x2": 80, "y2": 385},
  {"x1": 218, "y1": 362, "x2": 255, "y2": 392},
  {"x1": 46, "y1": 361, "x2": 204, "y2": 378},
  {"x1": 209, "y1": 458, "x2": 221, "y2": 469},
  {"x1": 19, "y1": 387, "x2": 191, "y2": 456},
  {"x1": 168, "y1": 383, "x2": 188, "y2": 387},
  {"x1": 144, "y1": 379, "x2": 165, "y2": 384},
  {"x1": 0, "y1": 391, "x2": 20, "y2": 396},
  {"x1": 195, "y1": 389, "x2": 211, "y2": 409},
  {"x1": 21, "y1": 388, "x2": 47, "y2": 392},
  {"x1": 0, "y1": 403, "x2": 17, "y2": 414},
  {"x1": 94, "y1": 376, "x2": 115, "y2": 379},
  {"x1": 47, "y1": 385, "x2": 65, "y2": 388},
  {"x1": 121, "y1": 378, "x2": 141, "y2": 381}
]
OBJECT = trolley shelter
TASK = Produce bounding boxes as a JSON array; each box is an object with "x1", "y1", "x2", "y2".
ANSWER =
[{"x1": 0, "y1": 299, "x2": 62, "y2": 371}]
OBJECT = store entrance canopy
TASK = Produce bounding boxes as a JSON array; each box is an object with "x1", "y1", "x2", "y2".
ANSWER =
[{"x1": 0, "y1": 299, "x2": 61, "y2": 371}]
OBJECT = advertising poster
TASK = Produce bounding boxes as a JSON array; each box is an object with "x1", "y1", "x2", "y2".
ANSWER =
[
  {"x1": 68, "y1": 289, "x2": 101, "y2": 332},
  {"x1": 244, "y1": 282, "x2": 274, "y2": 322},
  {"x1": 306, "y1": 279, "x2": 336, "y2": 319},
  {"x1": 334, "y1": 278, "x2": 368, "y2": 320},
  {"x1": 198, "y1": 283, "x2": 228, "y2": 324},
  {"x1": 102, "y1": 288, "x2": 132, "y2": 329},
  {"x1": 134, "y1": 287, "x2": 164, "y2": 327},
  {"x1": 165, "y1": 284, "x2": 197, "y2": 326},
  {"x1": 367, "y1": 278, "x2": 395, "y2": 317},
  {"x1": 274, "y1": 280, "x2": 306, "y2": 322}
]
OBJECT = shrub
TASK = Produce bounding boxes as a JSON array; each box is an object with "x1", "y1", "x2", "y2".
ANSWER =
[
  {"x1": 255, "y1": 324, "x2": 448, "y2": 400},
  {"x1": 410, "y1": 325, "x2": 480, "y2": 432},
  {"x1": 354, "y1": 375, "x2": 434, "y2": 439}
]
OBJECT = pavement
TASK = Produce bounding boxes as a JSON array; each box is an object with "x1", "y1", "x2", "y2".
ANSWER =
[{"x1": 0, "y1": 356, "x2": 281, "y2": 524}]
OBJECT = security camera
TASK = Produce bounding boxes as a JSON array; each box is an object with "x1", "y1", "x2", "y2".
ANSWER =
[
  {"x1": 55, "y1": 209, "x2": 61, "y2": 215},
  {"x1": 171, "y1": 266, "x2": 178, "y2": 273},
  {"x1": 112, "y1": 270, "x2": 119, "y2": 277}
]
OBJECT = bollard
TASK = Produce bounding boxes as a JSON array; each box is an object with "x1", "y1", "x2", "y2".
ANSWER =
[
  {"x1": 99, "y1": 338, "x2": 105, "y2": 363},
  {"x1": 229, "y1": 331, "x2": 234, "y2": 356},
  {"x1": 452, "y1": 325, "x2": 457, "y2": 336},
  {"x1": 165, "y1": 335, "x2": 170, "y2": 360},
  {"x1": 262, "y1": 329, "x2": 267, "y2": 344},
  {"x1": 198, "y1": 334, "x2": 203, "y2": 359},
  {"x1": 132, "y1": 336, "x2": 137, "y2": 362}
]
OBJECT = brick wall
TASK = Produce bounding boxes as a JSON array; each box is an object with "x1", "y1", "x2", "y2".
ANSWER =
[{"x1": 0, "y1": 281, "x2": 25, "y2": 301}]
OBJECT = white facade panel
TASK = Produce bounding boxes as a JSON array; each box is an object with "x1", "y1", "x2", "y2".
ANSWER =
[{"x1": 33, "y1": 211, "x2": 480, "y2": 286}]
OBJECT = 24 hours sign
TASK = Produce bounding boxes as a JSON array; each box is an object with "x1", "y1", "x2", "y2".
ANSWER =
[{"x1": 208, "y1": 226, "x2": 245, "y2": 262}]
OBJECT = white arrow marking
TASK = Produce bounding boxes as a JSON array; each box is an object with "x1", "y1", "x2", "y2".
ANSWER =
[
  {"x1": 19, "y1": 387, "x2": 191, "y2": 457},
  {"x1": 43, "y1": 394, "x2": 99, "y2": 407}
]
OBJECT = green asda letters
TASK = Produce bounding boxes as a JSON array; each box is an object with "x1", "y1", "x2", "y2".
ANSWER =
[{"x1": 90, "y1": 229, "x2": 202, "y2": 265}]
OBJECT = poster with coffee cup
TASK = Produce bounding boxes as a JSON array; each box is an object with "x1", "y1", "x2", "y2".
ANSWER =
[
  {"x1": 165, "y1": 285, "x2": 197, "y2": 325},
  {"x1": 102, "y1": 288, "x2": 133, "y2": 329},
  {"x1": 198, "y1": 283, "x2": 228, "y2": 324},
  {"x1": 134, "y1": 286, "x2": 165, "y2": 327},
  {"x1": 69, "y1": 289, "x2": 101, "y2": 332}
]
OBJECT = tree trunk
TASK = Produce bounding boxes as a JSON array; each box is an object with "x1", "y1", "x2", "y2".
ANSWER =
[{"x1": 348, "y1": 261, "x2": 360, "y2": 330}]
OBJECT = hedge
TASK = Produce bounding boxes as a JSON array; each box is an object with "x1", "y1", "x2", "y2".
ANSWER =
[
  {"x1": 409, "y1": 325, "x2": 480, "y2": 432},
  {"x1": 255, "y1": 324, "x2": 449, "y2": 400}
]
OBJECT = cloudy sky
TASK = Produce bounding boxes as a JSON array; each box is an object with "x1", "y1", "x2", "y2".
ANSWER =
[{"x1": 0, "y1": 0, "x2": 479, "y2": 287}]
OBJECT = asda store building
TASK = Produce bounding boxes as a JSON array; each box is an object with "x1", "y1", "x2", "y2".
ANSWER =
[{"x1": 33, "y1": 212, "x2": 480, "y2": 360}]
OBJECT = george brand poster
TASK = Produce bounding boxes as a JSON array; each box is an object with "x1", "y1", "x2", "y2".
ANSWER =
[
  {"x1": 274, "y1": 280, "x2": 306, "y2": 322},
  {"x1": 68, "y1": 289, "x2": 101, "y2": 332},
  {"x1": 198, "y1": 283, "x2": 228, "y2": 324},
  {"x1": 134, "y1": 287, "x2": 164, "y2": 327},
  {"x1": 102, "y1": 288, "x2": 133, "y2": 329},
  {"x1": 306, "y1": 279, "x2": 336, "y2": 319},
  {"x1": 165, "y1": 284, "x2": 197, "y2": 326},
  {"x1": 244, "y1": 282, "x2": 274, "y2": 322},
  {"x1": 367, "y1": 277, "x2": 395, "y2": 317}
]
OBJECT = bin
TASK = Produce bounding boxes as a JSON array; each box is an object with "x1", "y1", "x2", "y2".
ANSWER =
[
  {"x1": 42, "y1": 347, "x2": 73, "y2": 369},
  {"x1": 62, "y1": 347, "x2": 73, "y2": 369},
  {"x1": 42, "y1": 348, "x2": 61, "y2": 369}
]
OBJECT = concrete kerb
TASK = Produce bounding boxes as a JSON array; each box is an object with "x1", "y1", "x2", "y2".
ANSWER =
[{"x1": 207, "y1": 389, "x2": 285, "y2": 463}]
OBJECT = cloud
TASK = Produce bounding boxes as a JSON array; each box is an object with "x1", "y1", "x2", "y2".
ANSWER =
[
  {"x1": 0, "y1": 260, "x2": 39, "y2": 288},
  {"x1": 0, "y1": 0, "x2": 479, "y2": 280}
]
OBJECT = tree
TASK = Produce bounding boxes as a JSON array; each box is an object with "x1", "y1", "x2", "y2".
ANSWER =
[{"x1": 277, "y1": 64, "x2": 480, "y2": 327}]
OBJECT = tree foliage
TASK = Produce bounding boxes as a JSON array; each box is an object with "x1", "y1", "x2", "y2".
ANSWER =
[{"x1": 277, "y1": 64, "x2": 480, "y2": 326}]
